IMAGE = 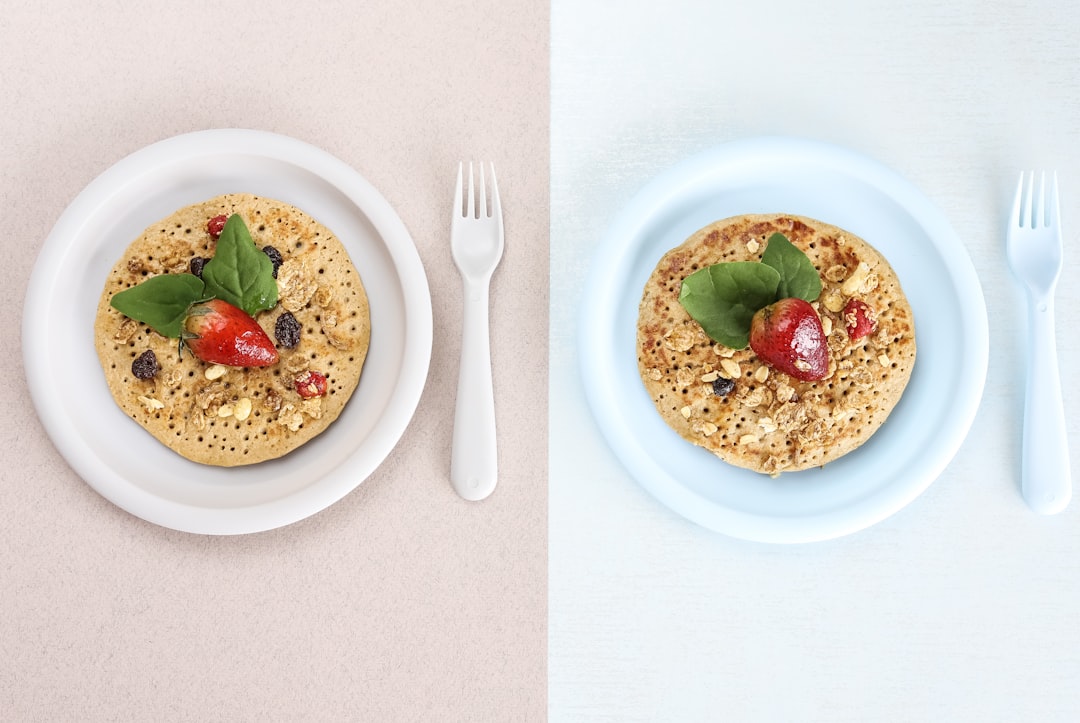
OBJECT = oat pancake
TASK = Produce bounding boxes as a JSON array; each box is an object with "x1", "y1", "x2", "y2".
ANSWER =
[
  {"x1": 637, "y1": 213, "x2": 915, "y2": 475},
  {"x1": 94, "y1": 193, "x2": 371, "y2": 466}
]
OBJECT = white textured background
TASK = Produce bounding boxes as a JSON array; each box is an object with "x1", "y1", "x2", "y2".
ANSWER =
[{"x1": 551, "y1": 0, "x2": 1080, "y2": 720}]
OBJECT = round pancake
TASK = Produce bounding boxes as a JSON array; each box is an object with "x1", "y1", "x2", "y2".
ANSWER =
[
  {"x1": 637, "y1": 214, "x2": 916, "y2": 475},
  {"x1": 94, "y1": 194, "x2": 371, "y2": 467}
]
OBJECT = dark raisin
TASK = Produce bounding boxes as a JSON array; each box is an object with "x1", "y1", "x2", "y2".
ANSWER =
[
  {"x1": 131, "y1": 350, "x2": 160, "y2": 380},
  {"x1": 262, "y1": 245, "x2": 283, "y2": 278},
  {"x1": 189, "y1": 256, "x2": 211, "y2": 277},
  {"x1": 712, "y1": 376, "x2": 735, "y2": 396},
  {"x1": 274, "y1": 311, "x2": 301, "y2": 348}
]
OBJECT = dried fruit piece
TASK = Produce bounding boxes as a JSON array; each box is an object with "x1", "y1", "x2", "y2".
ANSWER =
[
  {"x1": 274, "y1": 311, "x2": 301, "y2": 348},
  {"x1": 294, "y1": 370, "x2": 328, "y2": 399},
  {"x1": 842, "y1": 298, "x2": 877, "y2": 340},
  {"x1": 131, "y1": 350, "x2": 160, "y2": 380},
  {"x1": 712, "y1": 376, "x2": 735, "y2": 396},
  {"x1": 262, "y1": 245, "x2": 284, "y2": 278},
  {"x1": 207, "y1": 214, "x2": 228, "y2": 240},
  {"x1": 749, "y1": 298, "x2": 829, "y2": 381},
  {"x1": 188, "y1": 256, "x2": 210, "y2": 278}
]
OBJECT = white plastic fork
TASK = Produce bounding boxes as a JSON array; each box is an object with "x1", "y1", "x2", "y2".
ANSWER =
[
  {"x1": 450, "y1": 162, "x2": 504, "y2": 501},
  {"x1": 1006, "y1": 171, "x2": 1072, "y2": 514}
]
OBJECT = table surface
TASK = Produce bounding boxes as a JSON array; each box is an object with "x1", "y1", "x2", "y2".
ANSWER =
[
  {"x1": 6, "y1": 1, "x2": 1080, "y2": 721},
  {"x1": 2, "y1": 1, "x2": 547, "y2": 720},
  {"x1": 550, "y1": 0, "x2": 1080, "y2": 721}
]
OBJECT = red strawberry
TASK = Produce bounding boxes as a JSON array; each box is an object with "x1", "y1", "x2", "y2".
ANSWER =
[
  {"x1": 749, "y1": 298, "x2": 829, "y2": 381},
  {"x1": 183, "y1": 299, "x2": 279, "y2": 368},
  {"x1": 842, "y1": 298, "x2": 877, "y2": 340}
]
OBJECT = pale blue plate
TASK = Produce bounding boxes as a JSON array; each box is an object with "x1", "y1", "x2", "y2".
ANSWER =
[{"x1": 579, "y1": 137, "x2": 988, "y2": 543}]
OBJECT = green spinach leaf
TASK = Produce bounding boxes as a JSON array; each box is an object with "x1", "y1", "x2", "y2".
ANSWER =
[
  {"x1": 109, "y1": 273, "x2": 205, "y2": 338},
  {"x1": 678, "y1": 261, "x2": 781, "y2": 349},
  {"x1": 201, "y1": 214, "x2": 278, "y2": 316},
  {"x1": 760, "y1": 232, "x2": 822, "y2": 302}
]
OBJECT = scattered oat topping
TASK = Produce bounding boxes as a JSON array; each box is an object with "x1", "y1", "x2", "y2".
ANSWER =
[
  {"x1": 823, "y1": 290, "x2": 846, "y2": 313},
  {"x1": 114, "y1": 319, "x2": 138, "y2": 343},
  {"x1": 263, "y1": 389, "x2": 283, "y2": 413},
  {"x1": 276, "y1": 259, "x2": 319, "y2": 313},
  {"x1": 315, "y1": 285, "x2": 334, "y2": 308},
  {"x1": 720, "y1": 359, "x2": 742, "y2": 379},
  {"x1": 137, "y1": 395, "x2": 164, "y2": 411},
  {"x1": 163, "y1": 368, "x2": 184, "y2": 389},
  {"x1": 277, "y1": 404, "x2": 304, "y2": 432},
  {"x1": 774, "y1": 383, "x2": 795, "y2": 404},
  {"x1": 233, "y1": 397, "x2": 253, "y2": 422},
  {"x1": 664, "y1": 326, "x2": 697, "y2": 353},
  {"x1": 204, "y1": 364, "x2": 228, "y2": 381},
  {"x1": 284, "y1": 354, "x2": 310, "y2": 375},
  {"x1": 196, "y1": 382, "x2": 226, "y2": 412},
  {"x1": 301, "y1": 398, "x2": 323, "y2": 419},
  {"x1": 841, "y1": 261, "x2": 872, "y2": 296}
]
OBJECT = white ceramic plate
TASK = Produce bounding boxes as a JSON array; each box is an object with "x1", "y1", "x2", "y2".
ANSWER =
[
  {"x1": 579, "y1": 137, "x2": 988, "y2": 543},
  {"x1": 24, "y1": 129, "x2": 433, "y2": 535}
]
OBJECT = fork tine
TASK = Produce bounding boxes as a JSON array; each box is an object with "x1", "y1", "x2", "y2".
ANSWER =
[
  {"x1": 455, "y1": 162, "x2": 464, "y2": 218},
  {"x1": 477, "y1": 158, "x2": 486, "y2": 216},
  {"x1": 1035, "y1": 170, "x2": 1057, "y2": 228},
  {"x1": 1022, "y1": 171, "x2": 1035, "y2": 228},
  {"x1": 466, "y1": 162, "x2": 476, "y2": 219},
  {"x1": 1012, "y1": 172, "x2": 1025, "y2": 228},
  {"x1": 488, "y1": 163, "x2": 502, "y2": 224},
  {"x1": 1036, "y1": 171, "x2": 1047, "y2": 227}
]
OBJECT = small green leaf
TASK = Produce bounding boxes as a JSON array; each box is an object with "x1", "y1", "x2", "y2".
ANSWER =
[
  {"x1": 110, "y1": 274, "x2": 205, "y2": 338},
  {"x1": 760, "y1": 232, "x2": 822, "y2": 302},
  {"x1": 201, "y1": 214, "x2": 279, "y2": 316},
  {"x1": 678, "y1": 262, "x2": 780, "y2": 349}
]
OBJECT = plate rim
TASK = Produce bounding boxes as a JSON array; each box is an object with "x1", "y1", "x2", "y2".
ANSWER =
[
  {"x1": 578, "y1": 135, "x2": 989, "y2": 543},
  {"x1": 23, "y1": 128, "x2": 433, "y2": 535}
]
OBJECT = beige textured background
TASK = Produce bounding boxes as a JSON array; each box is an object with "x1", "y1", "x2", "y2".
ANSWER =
[{"x1": 1, "y1": 1, "x2": 547, "y2": 720}]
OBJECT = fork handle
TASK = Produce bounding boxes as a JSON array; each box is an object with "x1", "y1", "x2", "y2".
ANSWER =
[
  {"x1": 1021, "y1": 295, "x2": 1072, "y2": 514},
  {"x1": 450, "y1": 279, "x2": 498, "y2": 501}
]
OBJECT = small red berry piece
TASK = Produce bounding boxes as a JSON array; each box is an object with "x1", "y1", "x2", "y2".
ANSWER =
[
  {"x1": 183, "y1": 299, "x2": 279, "y2": 368},
  {"x1": 749, "y1": 298, "x2": 829, "y2": 381},
  {"x1": 207, "y1": 214, "x2": 228, "y2": 240},
  {"x1": 842, "y1": 298, "x2": 877, "y2": 340},
  {"x1": 294, "y1": 370, "x2": 328, "y2": 399}
]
